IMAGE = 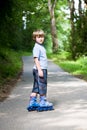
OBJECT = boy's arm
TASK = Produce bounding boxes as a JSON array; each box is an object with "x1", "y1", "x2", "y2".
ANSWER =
[{"x1": 34, "y1": 57, "x2": 43, "y2": 77}]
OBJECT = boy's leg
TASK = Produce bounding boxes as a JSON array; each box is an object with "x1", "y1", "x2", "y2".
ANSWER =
[
  {"x1": 40, "y1": 95, "x2": 53, "y2": 107},
  {"x1": 37, "y1": 70, "x2": 54, "y2": 111},
  {"x1": 32, "y1": 69, "x2": 39, "y2": 94},
  {"x1": 38, "y1": 69, "x2": 47, "y2": 95},
  {"x1": 27, "y1": 94, "x2": 39, "y2": 111},
  {"x1": 27, "y1": 69, "x2": 39, "y2": 111}
]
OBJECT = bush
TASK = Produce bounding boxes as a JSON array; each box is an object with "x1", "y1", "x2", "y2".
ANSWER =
[{"x1": 0, "y1": 49, "x2": 22, "y2": 85}]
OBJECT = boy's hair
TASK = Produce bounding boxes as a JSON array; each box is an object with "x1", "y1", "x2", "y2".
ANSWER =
[{"x1": 32, "y1": 29, "x2": 45, "y2": 40}]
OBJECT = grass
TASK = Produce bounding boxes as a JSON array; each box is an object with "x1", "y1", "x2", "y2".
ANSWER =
[
  {"x1": 47, "y1": 52, "x2": 87, "y2": 81},
  {"x1": 0, "y1": 49, "x2": 31, "y2": 101},
  {"x1": 0, "y1": 50, "x2": 31, "y2": 84}
]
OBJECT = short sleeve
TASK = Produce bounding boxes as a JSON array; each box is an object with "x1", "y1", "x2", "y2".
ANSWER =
[{"x1": 33, "y1": 45, "x2": 40, "y2": 59}]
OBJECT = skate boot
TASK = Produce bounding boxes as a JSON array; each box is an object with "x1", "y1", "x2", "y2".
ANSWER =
[
  {"x1": 37, "y1": 96, "x2": 54, "y2": 112},
  {"x1": 27, "y1": 96, "x2": 39, "y2": 111}
]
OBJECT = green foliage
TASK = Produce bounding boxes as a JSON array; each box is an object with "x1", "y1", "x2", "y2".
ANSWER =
[
  {"x1": 21, "y1": 0, "x2": 50, "y2": 51},
  {"x1": 73, "y1": 13, "x2": 87, "y2": 58},
  {"x1": 47, "y1": 51, "x2": 71, "y2": 61},
  {"x1": 68, "y1": 1, "x2": 87, "y2": 59},
  {"x1": 0, "y1": 0, "x2": 70, "y2": 53},
  {"x1": 0, "y1": 0, "x2": 13, "y2": 23},
  {"x1": 0, "y1": 0, "x2": 86, "y2": 56},
  {"x1": 55, "y1": 0, "x2": 70, "y2": 51},
  {"x1": 48, "y1": 52, "x2": 87, "y2": 80},
  {"x1": 0, "y1": 0, "x2": 23, "y2": 50},
  {"x1": 0, "y1": 49, "x2": 22, "y2": 85},
  {"x1": 59, "y1": 56, "x2": 87, "y2": 77}
]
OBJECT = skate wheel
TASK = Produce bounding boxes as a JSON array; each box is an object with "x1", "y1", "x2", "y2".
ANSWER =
[
  {"x1": 37, "y1": 106, "x2": 54, "y2": 112},
  {"x1": 27, "y1": 106, "x2": 38, "y2": 111}
]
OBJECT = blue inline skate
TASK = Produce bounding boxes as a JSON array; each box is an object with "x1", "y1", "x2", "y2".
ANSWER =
[
  {"x1": 27, "y1": 96, "x2": 39, "y2": 111},
  {"x1": 37, "y1": 96, "x2": 54, "y2": 112}
]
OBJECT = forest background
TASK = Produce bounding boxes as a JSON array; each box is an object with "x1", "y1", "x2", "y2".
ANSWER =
[{"x1": 0, "y1": 0, "x2": 87, "y2": 100}]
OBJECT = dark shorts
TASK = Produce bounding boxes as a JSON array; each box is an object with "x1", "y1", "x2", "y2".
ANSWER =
[{"x1": 32, "y1": 69, "x2": 47, "y2": 95}]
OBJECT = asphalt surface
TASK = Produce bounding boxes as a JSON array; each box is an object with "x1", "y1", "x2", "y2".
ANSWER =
[{"x1": 0, "y1": 56, "x2": 87, "y2": 130}]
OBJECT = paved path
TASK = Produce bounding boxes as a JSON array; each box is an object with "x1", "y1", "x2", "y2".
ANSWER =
[{"x1": 0, "y1": 56, "x2": 87, "y2": 130}]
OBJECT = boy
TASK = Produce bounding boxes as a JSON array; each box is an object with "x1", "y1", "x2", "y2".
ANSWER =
[{"x1": 27, "y1": 29, "x2": 54, "y2": 111}]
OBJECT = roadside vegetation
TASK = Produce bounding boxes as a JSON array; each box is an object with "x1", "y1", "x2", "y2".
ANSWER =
[
  {"x1": 0, "y1": 49, "x2": 31, "y2": 101},
  {"x1": 48, "y1": 51, "x2": 87, "y2": 81}
]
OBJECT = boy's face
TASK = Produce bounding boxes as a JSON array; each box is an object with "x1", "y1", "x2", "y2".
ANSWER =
[{"x1": 36, "y1": 35, "x2": 44, "y2": 44}]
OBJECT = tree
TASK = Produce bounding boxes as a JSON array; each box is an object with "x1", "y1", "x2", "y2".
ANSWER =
[
  {"x1": 67, "y1": 0, "x2": 87, "y2": 59},
  {"x1": 68, "y1": 0, "x2": 76, "y2": 59},
  {"x1": 48, "y1": 0, "x2": 58, "y2": 53},
  {"x1": 0, "y1": 0, "x2": 23, "y2": 51},
  {"x1": 21, "y1": 0, "x2": 51, "y2": 51}
]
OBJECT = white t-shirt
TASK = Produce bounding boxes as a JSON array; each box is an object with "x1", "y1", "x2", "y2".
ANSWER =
[{"x1": 33, "y1": 43, "x2": 48, "y2": 69}]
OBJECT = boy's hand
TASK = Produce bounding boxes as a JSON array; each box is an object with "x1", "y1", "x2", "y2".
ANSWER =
[{"x1": 38, "y1": 70, "x2": 43, "y2": 77}]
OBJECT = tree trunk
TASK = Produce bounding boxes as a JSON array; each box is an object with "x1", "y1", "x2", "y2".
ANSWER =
[
  {"x1": 68, "y1": 0, "x2": 76, "y2": 59},
  {"x1": 78, "y1": 0, "x2": 82, "y2": 16},
  {"x1": 48, "y1": 0, "x2": 58, "y2": 53}
]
